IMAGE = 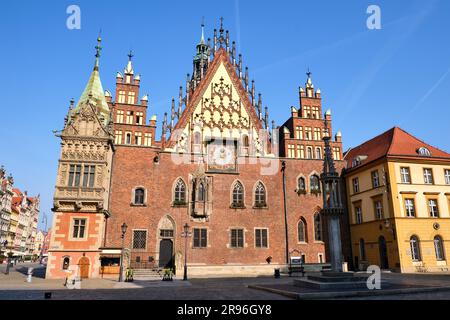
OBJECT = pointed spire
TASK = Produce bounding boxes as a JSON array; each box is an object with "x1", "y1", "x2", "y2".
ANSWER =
[
  {"x1": 232, "y1": 41, "x2": 236, "y2": 66},
  {"x1": 264, "y1": 106, "x2": 269, "y2": 129},
  {"x1": 251, "y1": 80, "x2": 255, "y2": 106},
  {"x1": 238, "y1": 54, "x2": 243, "y2": 79},
  {"x1": 244, "y1": 67, "x2": 249, "y2": 92},
  {"x1": 178, "y1": 86, "x2": 183, "y2": 115},
  {"x1": 257, "y1": 93, "x2": 262, "y2": 118},
  {"x1": 72, "y1": 35, "x2": 110, "y2": 126},
  {"x1": 322, "y1": 117, "x2": 336, "y2": 174},
  {"x1": 200, "y1": 17, "x2": 205, "y2": 44}
]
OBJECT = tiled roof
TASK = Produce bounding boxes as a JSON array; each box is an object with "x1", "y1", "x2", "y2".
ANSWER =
[{"x1": 345, "y1": 127, "x2": 450, "y2": 170}]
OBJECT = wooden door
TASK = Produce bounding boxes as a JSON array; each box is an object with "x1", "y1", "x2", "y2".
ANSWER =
[{"x1": 78, "y1": 257, "x2": 90, "y2": 278}]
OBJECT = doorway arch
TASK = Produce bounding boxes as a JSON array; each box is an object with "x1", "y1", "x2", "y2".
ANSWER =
[{"x1": 157, "y1": 216, "x2": 175, "y2": 269}]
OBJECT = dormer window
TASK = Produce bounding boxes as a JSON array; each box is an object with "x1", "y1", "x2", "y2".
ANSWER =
[
  {"x1": 352, "y1": 158, "x2": 361, "y2": 167},
  {"x1": 417, "y1": 147, "x2": 431, "y2": 157}
]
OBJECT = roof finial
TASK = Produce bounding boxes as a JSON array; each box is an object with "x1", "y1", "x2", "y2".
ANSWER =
[
  {"x1": 200, "y1": 16, "x2": 205, "y2": 44},
  {"x1": 219, "y1": 16, "x2": 224, "y2": 33},
  {"x1": 94, "y1": 32, "x2": 102, "y2": 70},
  {"x1": 306, "y1": 67, "x2": 312, "y2": 79},
  {"x1": 128, "y1": 49, "x2": 134, "y2": 61}
]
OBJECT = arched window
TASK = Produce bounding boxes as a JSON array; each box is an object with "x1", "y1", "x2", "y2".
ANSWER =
[
  {"x1": 254, "y1": 182, "x2": 266, "y2": 207},
  {"x1": 242, "y1": 134, "x2": 249, "y2": 147},
  {"x1": 410, "y1": 235, "x2": 421, "y2": 262},
  {"x1": 310, "y1": 175, "x2": 321, "y2": 193},
  {"x1": 174, "y1": 179, "x2": 186, "y2": 204},
  {"x1": 314, "y1": 213, "x2": 323, "y2": 241},
  {"x1": 316, "y1": 147, "x2": 322, "y2": 159},
  {"x1": 434, "y1": 236, "x2": 445, "y2": 261},
  {"x1": 307, "y1": 147, "x2": 313, "y2": 159},
  {"x1": 62, "y1": 257, "x2": 70, "y2": 270},
  {"x1": 232, "y1": 181, "x2": 244, "y2": 207},
  {"x1": 359, "y1": 239, "x2": 366, "y2": 261},
  {"x1": 134, "y1": 188, "x2": 145, "y2": 205},
  {"x1": 298, "y1": 218, "x2": 307, "y2": 242},
  {"x1": 197, "y1": 182, "x2": 206, "y2": 202},
  {"x1": 297, "y1": 177, "x2": 306, "y2": 192}
]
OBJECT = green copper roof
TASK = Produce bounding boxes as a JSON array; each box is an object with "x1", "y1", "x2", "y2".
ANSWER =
[{"x1": 69, "y1": 37, "x2": 110, "y2": 126}]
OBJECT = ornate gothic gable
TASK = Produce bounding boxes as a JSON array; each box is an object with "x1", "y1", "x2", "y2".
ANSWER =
[
  {"x1": 166, "y1": 48, "x2": 267, "y2": 154},
  {"x1": 63, "y1": 99, "x2": 112, "y2": 140}
]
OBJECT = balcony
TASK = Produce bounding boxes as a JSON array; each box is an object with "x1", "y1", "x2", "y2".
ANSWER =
[{"x1": 55, "y1": 186, "x2": 104, "y2": 200}]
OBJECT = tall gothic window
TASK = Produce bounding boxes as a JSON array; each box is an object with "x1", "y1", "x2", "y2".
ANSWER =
[
  {"x1": 232, "y1": 181, "x2": 244, "y2": 207},
  {"x1": 254, "y1": 182, "x2": 266, "y2": 207},
  {"x1": 410, "y1": 235, "x2": 421, "y2": 261},
  {"x1": 434, "y1": 236, "x2": 445, "y2": 261},
  {"x1": 298, "y1": 218, "x2": 307, "y2": 243},
  {"x1": 134, "y1": 188, "x2": 145, "y2": 205},
  {"x1": 297, "y1": 177, "x2": 306, "y2": 192},
  {"x1": 314, "y1": 213, "x2": 323, "y2": 241},
  {"x1": 310, "y1": 175, "x2": 321, "y2": 193},
  {"x1": 174, "y1": 179, "x2": 186, "y2": 204},
  {"x1": 197, "y1": 183, "x2": 206, "y2": 202}
]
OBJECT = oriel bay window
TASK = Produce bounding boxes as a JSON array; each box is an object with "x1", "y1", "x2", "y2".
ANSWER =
[
  {"x1": 193, "y1": 228, "x2": 207, "y2": 248},
  {"x1": 68, "y1": 164, "x2": 82, "y2": 187},
  {"x1": 82, "y1": 165, "x2": 96, "y2": 188}
]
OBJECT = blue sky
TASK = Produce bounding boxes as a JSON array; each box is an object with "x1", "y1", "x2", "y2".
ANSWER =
[{"x1": 1, "y1": 0, "x2": 449, "y2": 231}]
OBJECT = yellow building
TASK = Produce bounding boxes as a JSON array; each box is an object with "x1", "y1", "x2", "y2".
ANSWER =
[{"x1": 344, "y1": 127, "x2": 450, "y2": 273}]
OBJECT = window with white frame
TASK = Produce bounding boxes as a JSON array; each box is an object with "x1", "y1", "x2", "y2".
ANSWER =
[
  {"x1": 118, "y1": 91, "x2": 126, "y2": 104},
  {"x1": 297, "y1": 145, "x2": 305, "y2": 159},
  {"x1": 371, "y1": 170, "x2": 380, "y2": 188},
  {"x1": 423, "y1": 168, "x2": 434, "y2": 184},
  {"x1": 434, "y1": 236, "x2": 445, "y2": 261},
  {"x1": 254, "y1": 182, "x2": 266, "y2": 207},
  {"x1": 174, "y1": 179, "x2": 186, "y2": 204},
  {"x1": 374, "y1": 200, "x2": 383, "y2": 219},
  {"x1": 126, "y1": 111, "x2": 133, "y2": 124},
  {"x1": 314, "y1": 128, "x2": 321, "y2": 141},
  {"x1": 134, "y1": 188, "x2": 145, "y2": 205},
  {"x1": 428, "y1": 199, "x2": 439, "y2": 218},
  {"x1": 232, "y1": 181, "x2": 244, "y2": 207},
  {"x1": 316, "y1": 147, "x2": 322, "y2": 159},
  {"x1": 304, "y1": 127, "x2": 312, "y2": 140},
  {"x1": 445, "y1": 169, "x2": 450, "y2": 185},
  {"x1": 295, "y1": 126, "x2": 303, "y2": 139},
  {"x1": 115, "y1": 130, "x2": 123, "y2": 144},
  {"x1": 405, "y1": 198, "x2": 416, "y2": 217},
  {"x1": 355, "y1": 206, "x2": 363, "y2": 224},
  {"x1": 116, "y1": 110, "x2": 124, "y2": 123},
  {"x1": 125, "y1": 132, "x2": 132, "y2": 145},
  {"x1": 134, "y1": 132, "x2": 142, "y2": 145},
  {"x1": 135, "y1": 112, "x2": 143, "y2": 125},
  {"x1": 144, "y1": 133, "x2": 152, "y2": 146},
  {"x1": 352, "y1": 177, "x2": 359, "y2": 193},
  {"x1": 333, "y1": 147, "x2": 341, "y2": 161},
  {"x1": 127, "y1": 92, "x2": 136, "y2": 104},
  {"x1": 287, "y1": 145, "x2": 295, "y2": 158},
  {"x1": 410, "y1": 236, "x2": 421, "y2": 261},
  {"x1": 400, "y1": 167, "x2": 411, "y2": 183},
  {"x1": 307, "y1": 147, "x2": 313, "y2": 159}
]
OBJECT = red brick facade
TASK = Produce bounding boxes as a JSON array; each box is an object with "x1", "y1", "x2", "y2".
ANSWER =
[{"x1": 48, "y1": 24, "x2": 352, "y2": 279}]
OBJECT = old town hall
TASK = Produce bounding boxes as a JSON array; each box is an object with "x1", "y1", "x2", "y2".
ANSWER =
[{"x1": 46, "y1": 20, "x2": 348, "y2": 279}]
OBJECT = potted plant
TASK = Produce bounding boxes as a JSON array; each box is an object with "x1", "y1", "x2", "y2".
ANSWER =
[{"x1": 162, "y1": 268, "x2": 173, "y2": 281}]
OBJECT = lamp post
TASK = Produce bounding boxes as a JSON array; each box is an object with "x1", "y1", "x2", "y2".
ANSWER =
[
  {"x1": 118, "y1": 223, "x2": 128, "y2": 282},
  {"x1": 181, "y1": 223, "x2": 191, "y2": 281},
  {"x1": 4, "y1": 240, "x2": 10, "y2": 275}
]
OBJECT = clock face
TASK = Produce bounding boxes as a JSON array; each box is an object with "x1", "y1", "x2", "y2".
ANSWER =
[{"x1": 207, "y1": 140, "x2": 237, "y2": 172}]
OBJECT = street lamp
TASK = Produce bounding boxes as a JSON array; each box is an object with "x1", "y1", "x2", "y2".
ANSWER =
[
  {"x1": 3, "y1": 240, "x2": 10, "y2": 275},
  {"x1": 118, "y1": 222, "x2": 128, "y2": 282},
  {"x1": 181, "y1": 223, "x2": 192, "y2": 281}
]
